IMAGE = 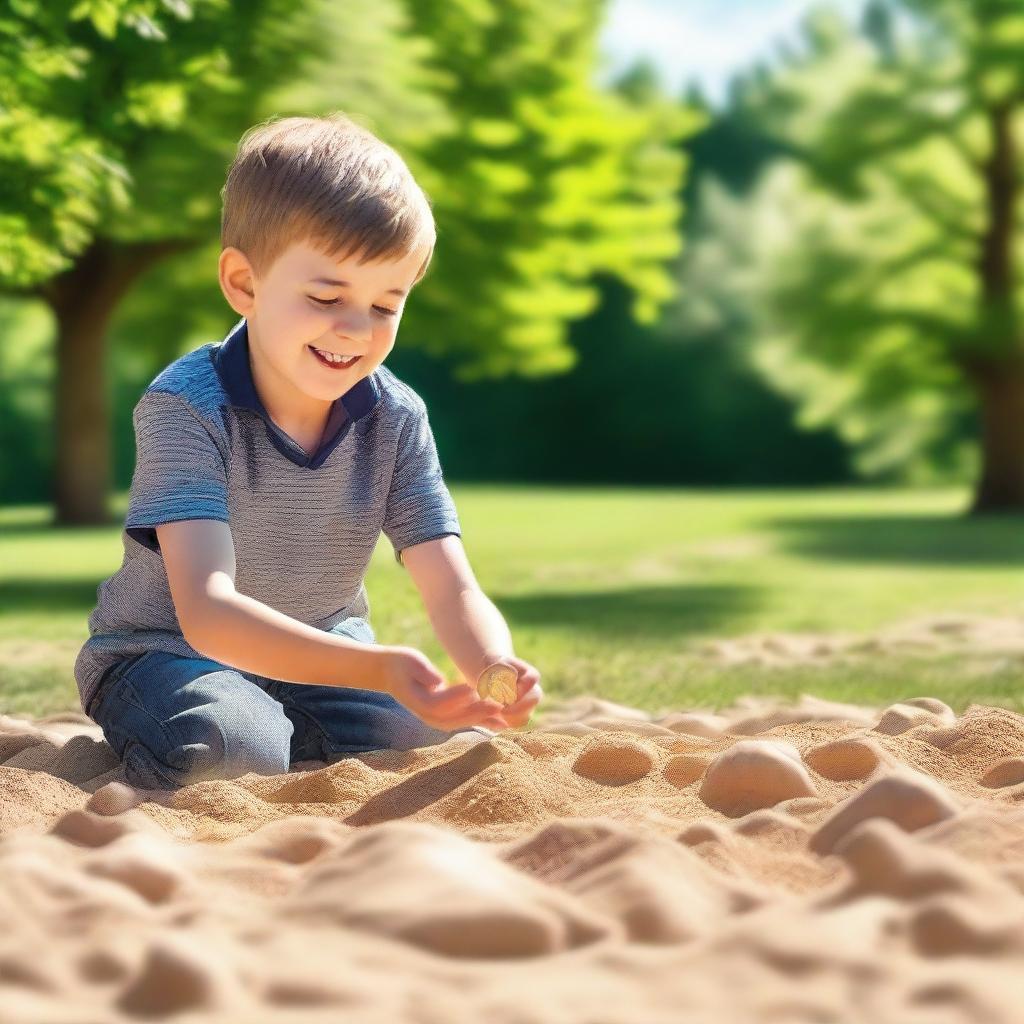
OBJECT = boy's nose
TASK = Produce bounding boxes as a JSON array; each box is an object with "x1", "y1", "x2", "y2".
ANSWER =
[{"x1": 332, "y1": 313, "x2": 373, "y2": 344}]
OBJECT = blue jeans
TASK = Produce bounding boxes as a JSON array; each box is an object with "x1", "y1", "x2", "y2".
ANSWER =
[{"x1": 86, "y1": 617, "x2": 482, "y2": 790}]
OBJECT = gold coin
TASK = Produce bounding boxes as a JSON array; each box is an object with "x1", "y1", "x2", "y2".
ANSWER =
[{"x1": 477, "y1": 662, "x2": 518, "y2": 705}]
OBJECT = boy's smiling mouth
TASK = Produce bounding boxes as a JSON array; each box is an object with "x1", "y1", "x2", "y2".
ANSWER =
[{"x1": 309, "y1": 344, "x2": 361, "y2": 370}]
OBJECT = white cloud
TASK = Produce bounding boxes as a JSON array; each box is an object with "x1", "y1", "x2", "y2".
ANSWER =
[{"x1": 597, "y1": 0, "x2": 866, "y2": 103}]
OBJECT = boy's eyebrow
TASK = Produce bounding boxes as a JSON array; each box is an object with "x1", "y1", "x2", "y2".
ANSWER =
[{"x1": 309, "y1": 277, "x2": 407, "y2": 297}]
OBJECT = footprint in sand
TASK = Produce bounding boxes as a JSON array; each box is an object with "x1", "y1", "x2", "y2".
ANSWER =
[
  {"x1": 572, "y1": 738, "x2": 655, "y2": 786},
  {"x1": 803, "y1": 738, "x2": 885, "y2": 782},
  {"x1": 663, "y1": 753, "x2": 712, "y2": 789}
]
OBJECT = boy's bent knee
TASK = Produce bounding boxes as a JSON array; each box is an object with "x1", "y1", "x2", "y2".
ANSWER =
[{"x1": 131, "y1": 691, "x2": 293, "y2": 787}]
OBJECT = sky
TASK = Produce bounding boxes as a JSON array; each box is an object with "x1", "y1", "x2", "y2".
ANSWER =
[{"x1": 597, "y1": 0, "x2": 867, "y2": 105}]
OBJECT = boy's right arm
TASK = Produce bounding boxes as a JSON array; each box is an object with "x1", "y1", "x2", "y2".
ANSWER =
[
  {"x1": 157, "y1": 519, "x2": 387, "y2": 691},
  {"x1": 155, "y1": 520, "x2": 507, "y2": 731}
]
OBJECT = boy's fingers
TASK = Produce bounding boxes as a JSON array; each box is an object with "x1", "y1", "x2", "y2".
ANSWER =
[
  {"x1": 479, "y1": 682, "x2": 537, "y2": 728},
  {"x1": 426, "y1": 683, "x2": 482, "y2": 709},
  {"x1": 448, "y1": 682, "x2": 486, "y2": 701},
  {"x1": 413, "y1": 658, "x2": 447, "y2": 691},
  {"x1": 427, "y1": 690, "x2": 503, "y2": 721},
  {"x1": 504, "y1": 682, "x2": 543, "y2": 716},
  {"x1": 502, "y1": 658, "x2": 540, "y2": 699}
]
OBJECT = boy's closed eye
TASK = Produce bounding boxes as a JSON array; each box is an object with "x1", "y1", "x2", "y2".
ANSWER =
[{"x1": 309, "y1": 296, "x2": 399, "y2": 317}]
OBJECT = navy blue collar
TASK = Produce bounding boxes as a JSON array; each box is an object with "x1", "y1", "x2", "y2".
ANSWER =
[{"x1": 210, "y1": 317, "x2": 382, "y2": 469}]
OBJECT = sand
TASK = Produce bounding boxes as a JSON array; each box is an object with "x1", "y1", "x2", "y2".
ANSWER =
[
  {"x1": 3, "y1": 693, "x2": 1024, "y2": 1022},
  {"x1": 698, "y1": 612, "x2": 1024, "y2": 669}
]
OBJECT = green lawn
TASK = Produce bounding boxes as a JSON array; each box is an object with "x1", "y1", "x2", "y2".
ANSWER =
[{"x1": 3, "y1": 486, "x2": 1024, "y2": 720}]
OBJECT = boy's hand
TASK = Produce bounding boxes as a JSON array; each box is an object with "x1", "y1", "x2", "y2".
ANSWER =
[
  {"x1": 469, "y1": 655, "x2": 544, "y2": 730},
  {"x1": 376, "y1": 646, "x2": 506, "y2": 732}
]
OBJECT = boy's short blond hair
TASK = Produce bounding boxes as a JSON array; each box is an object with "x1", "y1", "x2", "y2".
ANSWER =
[{"x1": 220, "y1": 112, "x2": 436, "y2": 283}]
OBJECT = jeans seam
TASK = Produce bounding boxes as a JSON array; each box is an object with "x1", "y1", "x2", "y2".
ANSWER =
[
  {"x1": 88, "y1": 651, "x2": 152, "y2": 718},
  {"x1": 120, "y1": 681, "x2": 187, "y2": 747}
]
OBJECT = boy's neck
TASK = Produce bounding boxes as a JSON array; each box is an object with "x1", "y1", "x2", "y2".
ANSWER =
[{"x1": 246, "y1": 321, "x2": 333, "y2": 441}]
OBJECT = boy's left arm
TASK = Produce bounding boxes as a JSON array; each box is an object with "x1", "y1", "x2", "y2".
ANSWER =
[{"x1": 400, "y1": 535, "x2": 543, "y2": 728}]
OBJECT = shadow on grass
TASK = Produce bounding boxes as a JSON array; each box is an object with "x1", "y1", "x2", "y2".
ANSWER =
[
  {"x1": 0, "y1": 579, "x2": 100, "y2": 614},
  {"x1": 0, "y1": 522, "x2": 58, "y2": 537},
  {"x1": 768, "y1": 514, "x2": 1024, "y2": 566},
  {"x1": 491, "y1": 583, "x2": 762, "y2": 640},
  {"x1": 0, "y1": 522, "x2": 119, "y2": 538}
]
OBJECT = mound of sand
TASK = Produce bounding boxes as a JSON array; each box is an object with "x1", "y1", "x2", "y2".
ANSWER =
[
  {"x1": 3, "y1": 693, "x2": 1024, "y2": 1021},
  {"x1": 698, "y1": 612, "x2": 1024, "y2": 669}
]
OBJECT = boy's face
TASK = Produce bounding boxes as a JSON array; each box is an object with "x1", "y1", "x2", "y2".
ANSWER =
[{"x1": 219, "y1": 238, "x2": 429, "y2": 412}]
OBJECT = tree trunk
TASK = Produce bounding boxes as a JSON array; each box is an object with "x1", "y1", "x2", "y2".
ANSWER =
[
  {"x1": 970, "y1": 102, "x2": 1020, "y2": 514},
  {"x1": 43, "y1": 238, "x2": 198, "y2": 525},
  {"x1": 970, "y1": 366, "x2": 1024, "y2": 513}
]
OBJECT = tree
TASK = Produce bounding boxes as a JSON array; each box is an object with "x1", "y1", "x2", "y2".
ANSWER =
[
  {"x1": 691, "y1": 1, "x2": 1023, "y2": 510},
  {"x1": 1, "y1": 0, "x2": 697, "y2": 520},
  {"x1": 395, "y1": 0, "x2": 701, "y2": 379},
  {"x1": 1, "y1": 2, "x2": 296, "y2": 520},
  {"x1": 1, "y1": 0, "x2": 320, "y2": 522}
]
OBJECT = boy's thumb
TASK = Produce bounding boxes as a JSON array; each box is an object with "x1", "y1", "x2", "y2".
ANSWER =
[{"x1": 420, "y1": 663, "x2": 446, "y2": 691}]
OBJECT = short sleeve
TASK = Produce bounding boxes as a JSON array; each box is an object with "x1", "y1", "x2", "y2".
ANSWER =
[
  {"x1": 124, "y1": 391, "x2": 230, "y2": 554},
  {"x1": 382, "y1": 404, "x2": 461, "y2": 567}
]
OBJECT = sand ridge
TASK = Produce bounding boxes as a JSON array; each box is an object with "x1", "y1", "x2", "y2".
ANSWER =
[
  {"x1": 2, "y1": 693, "x2": 1024, "y2": 1021},
  {"x1": 698, "y1": 612, "x2": 1024, "y2": 669}
]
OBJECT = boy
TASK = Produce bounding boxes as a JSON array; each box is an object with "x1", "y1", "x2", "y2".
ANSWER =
[{"x1": 74, "y1": 113, "x2": 543, "y2": 790}]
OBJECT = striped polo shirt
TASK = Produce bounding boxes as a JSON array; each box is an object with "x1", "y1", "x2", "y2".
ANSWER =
[{"x1": 74, "y1": 317, "x2": 462, "y2": 717}]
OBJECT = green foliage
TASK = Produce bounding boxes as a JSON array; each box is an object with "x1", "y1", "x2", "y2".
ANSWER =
[
  {"x1": 0, "y1": 0, "x2": 238, "y2": 284},
  {"x1": 0, "y1": 0, "x2": 833, "y2": 501},
  {"x1": 395, "y1": 0, "x2": 703, "y2": 379},
  {"x1": 3, "y1": 0, "x2": 700, "y2": 387},
  {"x1": 686, "y1": 1, "x2": 1023, "y2": 480},
  {"x1": 0, "y1": 298, "x2": 53, "y2": 502}
]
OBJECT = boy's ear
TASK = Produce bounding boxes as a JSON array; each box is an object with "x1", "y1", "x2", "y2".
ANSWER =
[{"x1": 218, "y1": 247, "x2": 257, "y2": 316}]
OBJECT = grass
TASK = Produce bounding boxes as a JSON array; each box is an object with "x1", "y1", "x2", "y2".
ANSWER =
[{"x1": 3, "y1": 485, "x2": 1024, "y2": 721}]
